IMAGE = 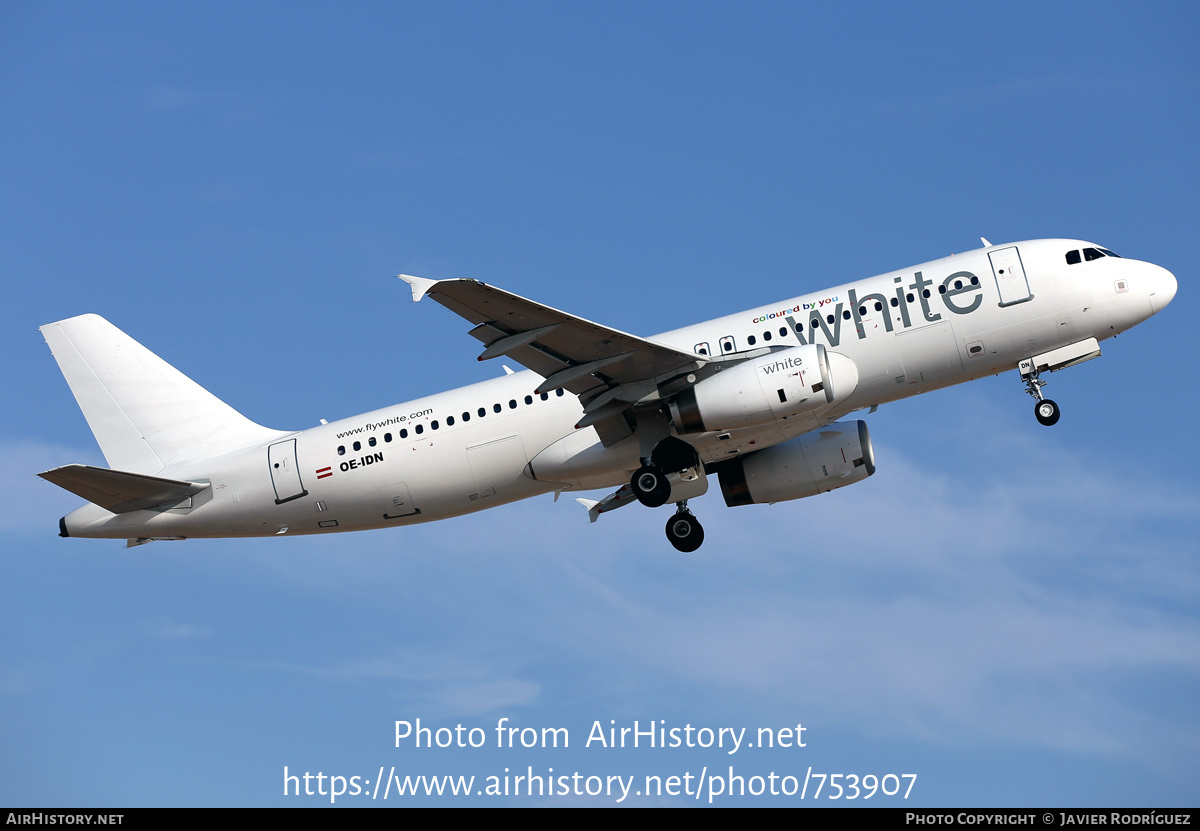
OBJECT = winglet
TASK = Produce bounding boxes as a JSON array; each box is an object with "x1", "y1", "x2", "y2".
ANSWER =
[
  {"x1": 397, "y1": 274, "x2": 439, "y2": 303},
  {"x1": 575, "y1": 483, "x2": 637, "y2": 524},
  {"x1": 575, "y1": 498, "x2": 601, "y2": 523}
]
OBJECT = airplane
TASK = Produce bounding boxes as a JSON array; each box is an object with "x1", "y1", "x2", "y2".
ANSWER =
[{"x1": 38, "y1": 238, "x2": 1176, "y2": 551}]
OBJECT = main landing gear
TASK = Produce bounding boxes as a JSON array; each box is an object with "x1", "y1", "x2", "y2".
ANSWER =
[
  {"x1": 631, "y1": 464, "x2": 671, "y2": 508},
  {"x1": 628, "y1": 436, "x2": 708, "y2": 551},
  {"x1": 1020, "y1": 362, "x2": 1060, "y2": 426},
  {"x1": 630, "y1": 464, "x2": 707, "y2": 551},
  {"x1": 665, "y1": 503, "x2": 704, "y2": 553},
  {"x1": 630, "y1": 435, "x2": 700, "y2": 509}
]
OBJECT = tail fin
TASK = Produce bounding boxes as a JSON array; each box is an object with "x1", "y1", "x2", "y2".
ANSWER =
[{"x1": 40, "y1": 314, "x2": 284, "y2": 474}]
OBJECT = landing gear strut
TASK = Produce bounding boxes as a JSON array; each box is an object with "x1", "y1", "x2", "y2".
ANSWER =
[
  {"x1": 665, "y1": 502, "x2": 704, "y2": 552},
  {"x1": 1020, "y1": 363, "x2": 1060, "y2": 427}
]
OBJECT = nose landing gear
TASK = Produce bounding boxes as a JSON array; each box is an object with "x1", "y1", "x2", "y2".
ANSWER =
[
  {"x1": 1034, "y1": 398, "x2": 1060, "y2": 426},
  {"x1": 1020, "y1": 361, "x2": 1060, "y2": 426}
]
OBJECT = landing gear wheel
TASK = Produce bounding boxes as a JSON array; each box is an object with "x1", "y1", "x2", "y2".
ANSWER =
[
  {"x1": 665, "y1": 511, "x2": 704, "y2": 552},
  {"x1": 1035, "y1": 399, "x2": 1061, "y2": 426},
  {"x1": 631, "y1": 465, "x2": 671, "y2": 508}
]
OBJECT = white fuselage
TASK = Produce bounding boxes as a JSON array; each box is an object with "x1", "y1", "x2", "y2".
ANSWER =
[{"x1": 60, "y1": 239, "x2": 1176, "y2": 540}]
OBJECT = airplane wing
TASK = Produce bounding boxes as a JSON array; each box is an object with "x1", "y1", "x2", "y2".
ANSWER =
[{"x1": 398, "y1": 275, "x2": 708, "y2": 442}]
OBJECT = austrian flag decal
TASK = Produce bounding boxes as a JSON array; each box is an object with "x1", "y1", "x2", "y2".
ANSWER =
[{"x1": 316, "y1": 466, "x2": 332, "y2": 480}]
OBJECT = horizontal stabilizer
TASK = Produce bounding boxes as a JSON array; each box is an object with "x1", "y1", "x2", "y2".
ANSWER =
[{"x1": 39, "y1": 464, "x2": 208, "y2": 514}]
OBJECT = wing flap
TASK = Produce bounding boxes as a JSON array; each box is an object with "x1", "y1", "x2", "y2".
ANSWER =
[{"x1": 39, "y1": 464, "x2": 209, "y2": 513}]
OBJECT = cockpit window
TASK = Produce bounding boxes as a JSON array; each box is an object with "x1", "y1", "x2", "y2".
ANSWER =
[{"x1": 1067, "y1": 247, "x2": 1121, "y2": 265}]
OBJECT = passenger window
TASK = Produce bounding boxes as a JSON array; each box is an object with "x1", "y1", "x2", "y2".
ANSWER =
[
  {"x1": 524, "y1": 395, "x2": 532, "y2": 405},
  {"x1": 763, "y1": 330, "x2": 772, "y2": 341},
  {"x1": 446, "y1": 415, "x2": 454, "y2": 426},
  {"x1": 462, "y1": 412, "x2": 470, "y2": 422},
  {"x1": 431, "y1": 420, "x2": 439, "y2": 430},
  {"x1": 747, "y1": 335, "x2": 757, "y2": 346},
  {"x1": 478, "y1": 408, "x2": 486, "y2": 417},
  {"x1": 369, "y1": 437, "x2": 377, "y2": 447},
  {"x1": 493, "y1": 403, "x2": 501, "y2": 413},
  {"x1": 720, "y1": 336, "x2": 735, "y2": 353},
  {"x1": 353, "y1": 441, "x2": 361, "y2": 451},
  {"x1": 385, "y1": 433, "x2": 392, "y2": 442},
  {"x1": 556, "y1": 389, "x2": 564, "y2": 397},
  {"x1": 509, "y1": 399, "x2": 517, "y2": 409},
  {"x1": 540, "y1": 392, "x2": 549, "y2": 401},
  {"x1": 337, "y1": 445, "x2": 345, "y2": 455},
  {"x1": 400, "y1": 429, "x2": 408, "y2": 439},
  {"x1": 694, "y1": 342, "x2": 710, "y2": 356},
  {"x1": 415, "y1": 424, "x2": 424, "y2": 435}
]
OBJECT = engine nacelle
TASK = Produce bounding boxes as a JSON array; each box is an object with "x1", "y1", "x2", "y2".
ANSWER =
[
  {"x1": 716, "y1": 420, "x2": 875, "y2": 506},
  {"x1": 669, "y1": 344, "x2": 858, "y2": 434}
]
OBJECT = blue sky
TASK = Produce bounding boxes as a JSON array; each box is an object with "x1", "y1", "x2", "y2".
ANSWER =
[{"x1": 2, "y1": 1, "x2": 1197, "y2": 807}]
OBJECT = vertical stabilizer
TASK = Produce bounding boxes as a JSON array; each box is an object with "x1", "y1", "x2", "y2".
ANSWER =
[{"x1": 40, "y1": 314, "x2": 284, "y2": 474}]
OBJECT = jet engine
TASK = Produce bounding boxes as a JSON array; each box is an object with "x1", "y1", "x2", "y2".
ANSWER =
[
  {"x1": 669, "y1": 344, "x2": 858, "y2": 434},
  {"x1": 715, "y1": 420, "x2": 875, "y2": 506}
]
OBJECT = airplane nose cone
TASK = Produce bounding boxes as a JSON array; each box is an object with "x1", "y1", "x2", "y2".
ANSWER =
[{"x1": 1149, "y1": 263, "x2": 1178, "y2": 313}]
